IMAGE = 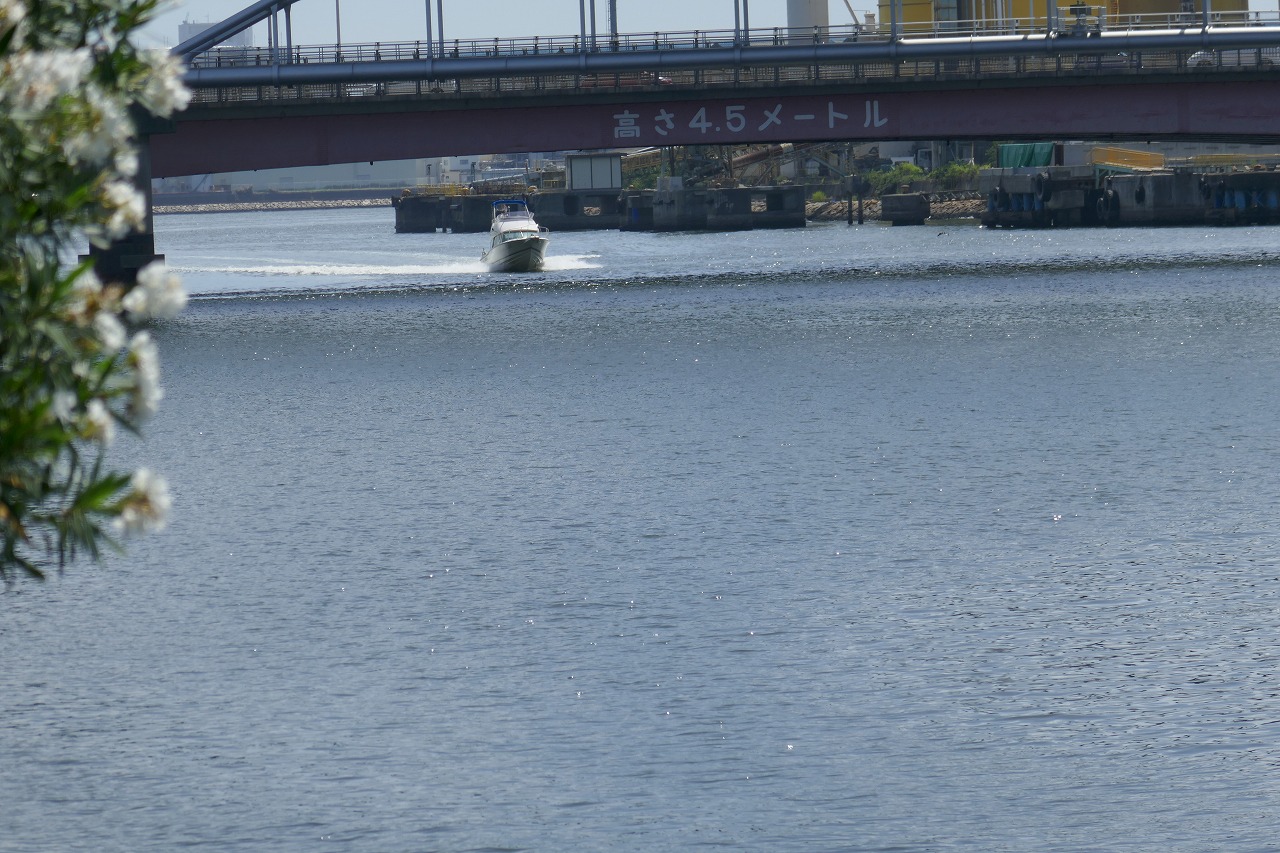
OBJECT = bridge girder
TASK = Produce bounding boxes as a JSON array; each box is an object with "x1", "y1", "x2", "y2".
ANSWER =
[{"x1": 151, "y1": 77, "x2": 1280, "y2": 178}]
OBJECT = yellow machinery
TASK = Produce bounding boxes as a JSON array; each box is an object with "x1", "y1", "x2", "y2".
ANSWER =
[{"x1": 876, "y1": 0, "x2": 1248, "y2": 34}]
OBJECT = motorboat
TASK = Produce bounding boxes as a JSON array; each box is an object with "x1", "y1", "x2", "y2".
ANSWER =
[{"x1": 481, "y1": 199, "x2": 549, "y2": 272}]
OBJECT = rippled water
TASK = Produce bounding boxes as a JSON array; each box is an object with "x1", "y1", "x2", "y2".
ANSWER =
[{"x1": 4, "y1": 209, "x2": 1280, "y2": 851}]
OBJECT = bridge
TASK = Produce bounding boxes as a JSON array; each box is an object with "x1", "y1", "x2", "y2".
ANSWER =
[
  {"x1": 149, "y1": 0, "x2": 1280, "y2": 178},
  {"x1": 88, "y1": 0, "x2": 1280, "y2": 280}
]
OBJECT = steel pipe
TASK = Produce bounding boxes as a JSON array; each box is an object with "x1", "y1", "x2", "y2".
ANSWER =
[{"x1": 175, "y1": 0, "x2": 302, "y2": 60}]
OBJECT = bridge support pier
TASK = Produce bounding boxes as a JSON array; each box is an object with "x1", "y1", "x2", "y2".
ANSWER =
[{"x1": 83, "y1": 132, "x2": 164, "y2": 285}]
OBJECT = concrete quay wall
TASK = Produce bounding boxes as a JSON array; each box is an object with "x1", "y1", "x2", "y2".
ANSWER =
[
  {"x1": 979, "y1": 167, "x2": 1280, "y2": 228},
  {"x1": 393, "y1": 187, "x2": 807, "y2": 234}
]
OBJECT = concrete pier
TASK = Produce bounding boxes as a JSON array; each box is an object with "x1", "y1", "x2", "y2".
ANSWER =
[
  {"x1": 530, "y1": 191, "x2": 624, "y2": 232},
  {"x1": 393, "y1": 186, "x2": 807, "y2": 234},
  {"x1": 83, "y1": 136, "x2": 164, "y2": 283},
  {"x1": 980, "y1": 166, "x2": 1280, "y2": 228},
  {"x1": 650, "y1": 186, "x2": 713, "y2": 231},
  {"x1": 392, "y1": 191, "x2": 622, "y2": 233},
  {"x1": 880, "y1": 193, "x2": 931, "y2": 226}
]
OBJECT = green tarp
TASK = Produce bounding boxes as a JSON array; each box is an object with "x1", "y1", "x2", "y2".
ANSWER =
[{"x1": 998, "y1": 143, "x2": 1056, "y2": 168}]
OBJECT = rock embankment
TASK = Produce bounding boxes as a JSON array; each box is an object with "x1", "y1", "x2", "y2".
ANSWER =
[
  {"x1": 153, "y1": 198, "x2": 392, "y2": 215},
  {"x1": 805, "y1": 193, "x2": 986, "y2": 223}
]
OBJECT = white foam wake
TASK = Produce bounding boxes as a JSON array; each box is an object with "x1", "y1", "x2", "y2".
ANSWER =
[{"x1": 174, "y1": 254, "x2": 601, "y2": 277}]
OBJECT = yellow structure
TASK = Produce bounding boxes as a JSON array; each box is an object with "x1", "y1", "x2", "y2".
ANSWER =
[
  {"x1": 1088, "y1": 146, "x2": 1167, "y2": 169},
  {"x1": 878, "y1": 0, "x2": 1249, "y2": 33}
]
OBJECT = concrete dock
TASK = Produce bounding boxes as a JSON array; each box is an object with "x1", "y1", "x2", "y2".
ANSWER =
[
  {"x1": 392, "y1": 186, "x2": 808, "y2": 234},
  {"x1": 979, "y1": 166, "x2": 1280, "y2": 228}
]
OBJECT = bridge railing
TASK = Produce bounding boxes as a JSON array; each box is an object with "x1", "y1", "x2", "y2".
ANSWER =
[
  {"x1": 185, "y1": 46, "x2": 1226, "y2": 107},
  {"x1": 183, "y1": 10, "x2": 1280, "y2": 72},
  {"x1": 185, "y1": 26, "x2": 893, "y2": 70},
  {"x1": 181, "y1": 9, "x2": 1280, "y2": 108},
  {"x1": 883, "y1": 9, "x2": 1278, "y2": 36}
]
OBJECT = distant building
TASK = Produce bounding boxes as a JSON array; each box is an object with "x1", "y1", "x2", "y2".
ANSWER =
[
  {"x1": 877, "y1": 0, "x2": 1248, "y2": 32},
  {"x1": 178, "y1": 20, "x2": 253, "y2": 48},
  {"x1": 153, "y1": 153, "x2": 565, "y2": 195},
  {"x1": 787, "y1": 0, "x2": 830, "y2": 38}
]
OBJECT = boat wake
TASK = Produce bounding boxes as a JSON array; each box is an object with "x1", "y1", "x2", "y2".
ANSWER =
[
  {"x1": 175, "y1": 261, "x2": 487, "y2": 277},
  {"x1": 177, "y1": 253, "x2": 602, "y2": 279},
  {"x1": 178, "y1": 253, "x2": 608, "y2": 300},
  {"x1": 540, "y1": 254, "x2": 600, "y2": 271}
]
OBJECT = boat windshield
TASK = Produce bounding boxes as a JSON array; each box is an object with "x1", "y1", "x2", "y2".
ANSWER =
[{"x1": 493, "y1": 202, "x2": 533, "y2": 219}]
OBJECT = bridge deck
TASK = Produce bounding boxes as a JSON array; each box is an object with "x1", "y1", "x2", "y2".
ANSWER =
[
  {"x1": 182, "y1": 9, "x2": 1280, "y2": 111},
  {"x1": 186, "y1": 12, "x2": 1274, "y2": 67},
  {"x1": 155, "y1": 14, "x2": 1280, "y2": 177},
  {"x1": 185, "y1": 46, "x2": 1270, "y2": 109}
]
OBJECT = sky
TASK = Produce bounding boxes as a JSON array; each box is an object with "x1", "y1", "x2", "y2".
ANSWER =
[
  {"x1": 143, "y1": 0, "x2": 872, "y2": 49},
  {"x1": 143, "y1": 1, "x2": 1280, "y2": 51}
]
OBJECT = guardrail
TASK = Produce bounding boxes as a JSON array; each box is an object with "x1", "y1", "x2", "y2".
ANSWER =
[
  {"x1": 184, "y1": 11, "x2": 1280, "y2": 70},
  {"x1": 1179, "y1": 152, "x2": 1280, "y2": 169},
  {"x1": 1089, "y1": 146, "x2": 1167, "y2": 169},
  {"x1": 183, "y1": 45, "x2": 1273, "y2": 108}
]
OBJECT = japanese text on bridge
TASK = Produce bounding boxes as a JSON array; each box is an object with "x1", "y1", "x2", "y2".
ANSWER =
[{"x1": 612, "y1": 100, "x2": 888, "y2": 142}]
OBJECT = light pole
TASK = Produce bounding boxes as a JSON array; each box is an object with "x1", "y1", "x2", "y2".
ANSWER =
[
  {"x1": 734, "y1": 0, "x2": 743, "y2": 43},
  {"x1": 437, "y1": 0, "x2": 445, "y2": 56},
  {"x1": 335, "y1": 0, "x2": 342, "y2": 51},
  {"x1": 578, "y1": 0, "x2": 598, "y2": 51},
  {"x1": 425, "y1": 1, "x2": 433, "y2": 56}
]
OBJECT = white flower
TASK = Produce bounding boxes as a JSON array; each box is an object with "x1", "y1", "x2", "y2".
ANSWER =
[
  {"x1": 124, "y1": 261, "x2": 187, "y2": 320},
  {"x1": 85, "y1": 398, "x2": 115, "y2": 446},
  {"x1": 0, "y1": 0, "x2": 25, "y2": 36},
  {"x1": 0, "y1": 0, "x2": 25, "y2": 23},
  {"x1": 62, "y1": 85, "x2": 133, "y2": 168},
  {"x1": 51, "y1": 390, "x2": 77, "y2": 423},
  {"x1": 72, "y1": 267, "x2": 103, "y2": 298},
  {"x1": 0, "y1": 47, "x2": 91, "y2": 113},
  {"x1": 112, "y1": 467, "x2": 171, "y2": 535},
  {"x1": 139, "y1": 49, "x2": 191, "y2": 116},
  {"x1": 114, "y1": 148, "x2": 139, "y2": 180},
  {"x1": 94, "y1": 310, "x2": 126, "y2": 351},
  {"x1": 65, "y1": 267, "x2": 103, "y2": 318},
  {"x1": 127, "y1": 330, "x2": 163, "y2": 419},
  {"x1": 101, "y1": 178, "x2": 145, "y2": 239}
]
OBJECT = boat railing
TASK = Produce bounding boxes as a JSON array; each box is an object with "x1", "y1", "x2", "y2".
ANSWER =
[{"x1": 498, "y1": 228, "x2": 544, "y2": 242}]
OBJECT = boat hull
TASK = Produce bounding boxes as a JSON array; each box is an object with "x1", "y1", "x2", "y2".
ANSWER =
[{"x1": 482, "y1": 236, "x2": 548, "y2": 272}]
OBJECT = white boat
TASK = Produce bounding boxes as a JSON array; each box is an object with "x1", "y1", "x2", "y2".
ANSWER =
[{"x1": 481, "y1": 199, "x2": 549, "y2": 272}]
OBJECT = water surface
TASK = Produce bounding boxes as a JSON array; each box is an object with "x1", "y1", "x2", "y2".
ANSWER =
[{"x1": 4, "y1": 209, "x2": 1279, "y2": 851}]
